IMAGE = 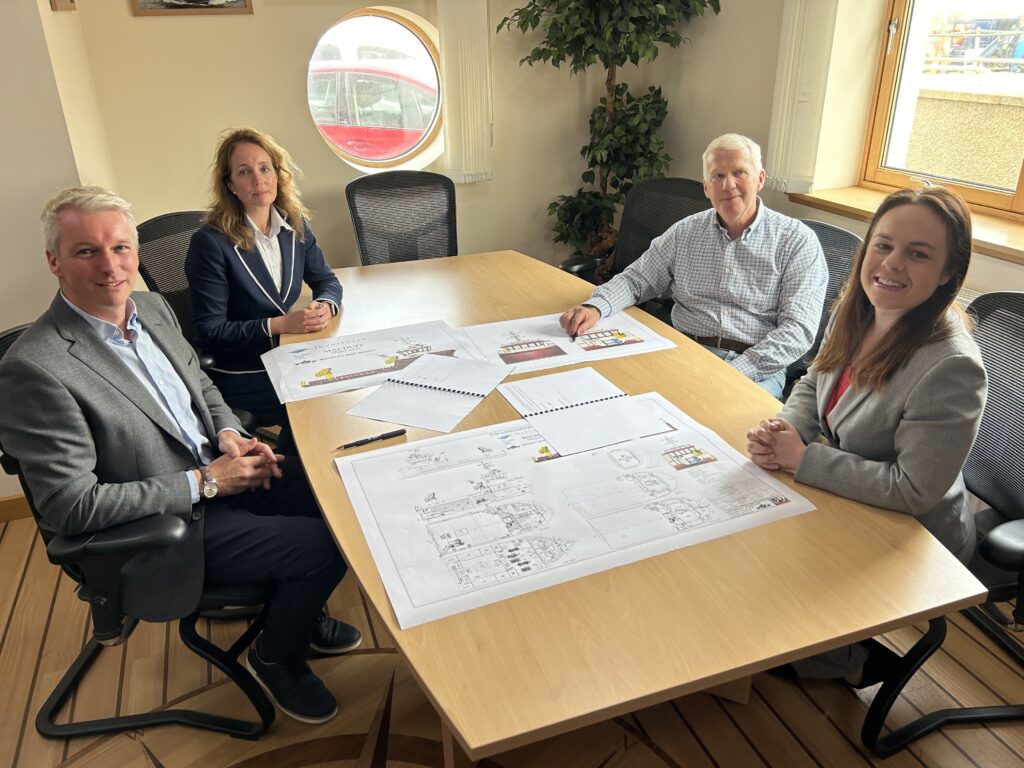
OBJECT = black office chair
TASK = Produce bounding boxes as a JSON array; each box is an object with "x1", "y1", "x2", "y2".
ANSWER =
[
  {"x1": 559, "y1": 177, "x2": 712, "y2": 288},
  {"x1": 137, "y1": 211, "x2": 207, "y2": 347},
  {"x1": 858, "y1": 291, "x2": 1024, "y2": 757},
  {"x1": 962, "y1": 292, "x2": 1024, "y2": 656},
  {"x1": 785, "y1": 220, "x2": 862, "y2": 381},
  {"x1": 0, "y1": 323, "x2": 275, "y2": 740},
  {"x1": 345, "y1": 170, "x2": 458, "y2": 265},
  {"x1": 137, "y1": 211, "x2": 257, "y2": 435}
]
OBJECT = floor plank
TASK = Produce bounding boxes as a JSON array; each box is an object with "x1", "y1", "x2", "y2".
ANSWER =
[
  {"x1": 17, "y1": 572, "x2": 89, "y2": 768},
  {"x1": 0, "y1": 531, "x2": 61, "y2": 768}
]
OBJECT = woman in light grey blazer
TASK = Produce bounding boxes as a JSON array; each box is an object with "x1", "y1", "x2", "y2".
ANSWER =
[{"x1": 746, "y1": 186, "x2": 986, "y2": 687}]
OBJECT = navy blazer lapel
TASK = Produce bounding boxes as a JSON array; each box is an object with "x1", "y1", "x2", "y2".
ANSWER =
[
  {"x1": 233, "y1": 243, "x2": 287, "y2": 313},
  {"x1": 50, "y1": 297, "x2": 186, "y2": 445},
  {"x1": 277, "y1": 227, "x2": 298, "y2": 305}
]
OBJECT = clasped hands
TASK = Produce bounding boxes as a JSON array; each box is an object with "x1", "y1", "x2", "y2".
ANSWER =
[
  {"x1": 745, "y1": 417, "x2": 806, "y2": 472},
  {"x1": 270, "y1": 300, "x2": 332, "y2": 336},
  {"x1": 205, "y1": 432, "x2": 283, "y2": 495}
]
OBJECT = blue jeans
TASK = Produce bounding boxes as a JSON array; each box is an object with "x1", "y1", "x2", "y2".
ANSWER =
[{"x1": 700, "y1": 345, "x2": 786, "y2": 399}]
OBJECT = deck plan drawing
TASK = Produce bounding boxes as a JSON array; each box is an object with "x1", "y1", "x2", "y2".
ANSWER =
[
  {"x1": 336, "y1": 392, "x2": 815, "y2": 628},
  {"x1": 261, "y1": 320, "x2": 482, "y2": 402},
  {"x1": 458, "y1": 312, "x2": 675, "y2": 374}
]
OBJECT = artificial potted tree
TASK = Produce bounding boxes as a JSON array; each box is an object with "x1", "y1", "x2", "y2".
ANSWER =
[{"x1": 498, "y1": 0, "x2": 721, "y2": 281}]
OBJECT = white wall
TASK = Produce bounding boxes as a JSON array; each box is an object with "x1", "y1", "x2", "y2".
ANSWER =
[{"x1": 0, "y1": 2, "x2": 83, "y2": 496}]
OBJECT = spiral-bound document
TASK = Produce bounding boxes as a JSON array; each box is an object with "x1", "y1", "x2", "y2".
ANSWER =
[
  {"x1": 346, "y1": 354, "x2": 508, "y2": 433},
  {"x1": 498, "y1": 368, "x2": 672, "y2": 456}
]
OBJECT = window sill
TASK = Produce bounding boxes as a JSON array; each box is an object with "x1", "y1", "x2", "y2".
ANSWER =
[{"x1": 789, "y1": 186, "x2": 1024, "y2": 268}]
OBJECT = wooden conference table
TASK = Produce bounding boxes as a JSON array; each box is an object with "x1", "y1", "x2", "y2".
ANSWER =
[{"x1": 287, "y1": 251, "x2": 986, "y2": 766}]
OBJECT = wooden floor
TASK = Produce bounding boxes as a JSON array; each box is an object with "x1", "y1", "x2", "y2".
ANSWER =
[{"x1": 2, "y1": 515, "x2": 1023, "y2": 768}]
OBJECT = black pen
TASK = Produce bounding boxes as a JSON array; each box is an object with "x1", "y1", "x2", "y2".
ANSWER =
[{"x1": 339, "y1": 429, "x2": 407, "y2": 450}]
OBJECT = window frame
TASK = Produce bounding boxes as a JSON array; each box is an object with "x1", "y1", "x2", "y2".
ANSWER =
[
  {"x1": 308, "y1": 7, "x2": 443, "y2": 170},
  {"x1": 861, "y1": 0, "x2": 1024, "y2": 218}
]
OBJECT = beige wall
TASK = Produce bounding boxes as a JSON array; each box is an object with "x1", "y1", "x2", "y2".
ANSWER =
[{"x1": 65, "y1": 0, "x2": 605, "y2": 269}]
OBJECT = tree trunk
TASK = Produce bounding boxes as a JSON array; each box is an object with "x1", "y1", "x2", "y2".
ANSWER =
[{"x1": 598, "y1": 64, "x2": 617, "y2": 195}]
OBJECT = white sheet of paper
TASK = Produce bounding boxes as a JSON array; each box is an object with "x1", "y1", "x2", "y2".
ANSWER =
[
  {"x1": 526, "y1": 396, "x2": 672, "y2": 456},
  {"x1": 498, "y1": 367, "x2": 624, "y2": 416},
  {"x1": 499, "y1": 367, "x2": 669, "y2": 455},
  {"x1": 459, "y1": 312, "x2": 674, "y2": 374},
  {"x1": 260, "y1": 320, "x2": 483, "y2": 403},
  {"x1": 336, "y1": 392, "x2": 816, "y2": 628},
  {"x1": 346, "y1": 355, "x2": 508, "y2": 433}
]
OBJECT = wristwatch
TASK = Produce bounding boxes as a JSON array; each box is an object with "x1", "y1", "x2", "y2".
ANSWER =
[{"x1": 199, "y1": 466, "x2": 219, "y2": 499}]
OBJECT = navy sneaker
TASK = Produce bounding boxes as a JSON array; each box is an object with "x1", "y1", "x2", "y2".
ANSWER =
[
  {"x1": 310, "y1": 611, "x2": 362, "y2": 655},
  {"x1": 245, "y1": 647, "x2": 338, "y2": 724}
]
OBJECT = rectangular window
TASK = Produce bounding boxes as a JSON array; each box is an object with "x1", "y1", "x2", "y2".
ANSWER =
[{"x1": 863, "y1": 0, "x2": 1024, "y2": 215}]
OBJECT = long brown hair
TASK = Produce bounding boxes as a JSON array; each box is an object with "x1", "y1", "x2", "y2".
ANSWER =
[
  {"x1": 814, "y1": 187, "x2": 973, "y2": 390},
  {"x1": 204, "y1": 127, "x2": 311, "y2": 252}
]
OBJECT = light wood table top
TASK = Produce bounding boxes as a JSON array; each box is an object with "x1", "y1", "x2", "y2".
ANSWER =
[{"x1": 288, "y1": 251, "x2": 986, "y2": 761}]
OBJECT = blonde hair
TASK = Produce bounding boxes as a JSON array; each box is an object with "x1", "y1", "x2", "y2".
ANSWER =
[
  {"x1": 41, "y1": 186, "x2": 138, "y2": 253},
  {"x1": 814, "y1": 187, "x2": 973, "y2": 390},
  {"x1": 701, "y1": 133, "x2": 763, "y2": 181},
  {"x1": 205, "y1": 127, "x2": 310, "y2": 251}
]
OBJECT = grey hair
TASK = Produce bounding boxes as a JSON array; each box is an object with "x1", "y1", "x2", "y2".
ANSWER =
[
  {"x1": 41, "y1": 186, "x2": 138, "y2": 254},
  {"x1": 701, "y1": 134, "x2": 763, "y2": 181}
]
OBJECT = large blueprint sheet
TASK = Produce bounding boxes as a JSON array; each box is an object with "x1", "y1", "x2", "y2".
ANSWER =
[
  {"x1": 261, "y1": 320, "x2": 479, "y2": 402},
  {"x1": 336, "y1": 393, "x2": 815, "y2": 628}
]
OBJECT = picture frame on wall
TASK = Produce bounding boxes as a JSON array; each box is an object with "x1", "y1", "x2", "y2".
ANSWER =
[{"x1": 131, "y1": 0, "x2": 253, "y2": 16}]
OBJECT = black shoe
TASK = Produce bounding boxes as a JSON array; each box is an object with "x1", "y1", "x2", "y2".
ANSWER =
[
  {"x1": 850, "y1": 639, "x2": 903, "y2": 689},
  {"x1": 310, "y1": 611, "x2": 362, "y2": 655},
  {"x1": 245, "y1": 647, "x2": 338, "y2": 724}
]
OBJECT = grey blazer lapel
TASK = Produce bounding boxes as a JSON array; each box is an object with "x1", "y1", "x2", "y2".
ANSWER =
[
  {"x1": 817, "y1": 366, "x2": 870, "y2": 441},
  {"x1": 51, "y1": 297, "x2": 194, "y2": 448}
]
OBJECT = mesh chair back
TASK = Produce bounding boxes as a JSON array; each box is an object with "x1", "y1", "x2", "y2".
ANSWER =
[
  {"x1": 787, "y1": 220, "x2": 862, "y2": 378},
  {"x1": 136, "y1": 211, "x2": 206, "y2": 343},
  {"x1": 963, "y1": 291, "x2": 1024, "y2": 521},
  {"x1": 345, "y1": 171, "x2": 457, "y2": 266},
  {"x1": 612, "y1": 178, "x2": 711, "y2": 275}
]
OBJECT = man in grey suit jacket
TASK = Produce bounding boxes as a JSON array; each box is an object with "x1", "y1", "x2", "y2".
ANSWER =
[{"x1": 0, "y1": 187, "x2": 356, "y2": 725}]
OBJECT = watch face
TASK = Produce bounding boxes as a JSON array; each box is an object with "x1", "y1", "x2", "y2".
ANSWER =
[{"x1": 202, "y1": 482, "x2": 218, "y2": 499}]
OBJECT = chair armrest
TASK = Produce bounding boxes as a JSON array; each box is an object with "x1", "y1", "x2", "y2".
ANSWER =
[
  {"x1": 47, "y1": 514, "x2": 188, "y2": 565},
  {"x1": 193, "y1": 344, "x2": 216, "y2": 370},
  {"x1": 558, "y1": 256, "x2": 603, "y2": 284},
  {"x1": 979, "y1": 518, "x2": 1024, "y2": 573}
]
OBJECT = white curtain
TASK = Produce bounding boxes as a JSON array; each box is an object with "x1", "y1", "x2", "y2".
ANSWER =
[
  {"x1": 765, "y1": 0, "x2": 839, "y2": 193},
  {"x1": 437, "y1": 0, "x2": 493, "y2": 183}
]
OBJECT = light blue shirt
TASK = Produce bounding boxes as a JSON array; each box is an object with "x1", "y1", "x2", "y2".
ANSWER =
[{"x1": 62, "y1": 294, "x2": 227, "y2": 503}]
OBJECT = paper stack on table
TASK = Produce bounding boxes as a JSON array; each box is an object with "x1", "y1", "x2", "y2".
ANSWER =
[
  {"x1": 347, "y1": 354, "x2": 508, "y2": 433},
  {"x1": 498, "y1": 367, "x2": 671, "y2": 456}
]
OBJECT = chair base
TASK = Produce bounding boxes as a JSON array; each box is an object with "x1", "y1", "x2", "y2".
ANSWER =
[
  {"x1": 965, "y1": 604, "x2": 1024, "y2": 667},
  {"x1": 36, "y1": 609, "x2": 274, "y2": 741},
  {"x1": 861, "y1": 617, "x2": 1024, "y2": 757}
]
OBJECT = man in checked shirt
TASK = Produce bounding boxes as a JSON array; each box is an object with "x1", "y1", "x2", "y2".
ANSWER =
[{"x1": 560, "y1": 133, "x2": 828, "y2": 398}]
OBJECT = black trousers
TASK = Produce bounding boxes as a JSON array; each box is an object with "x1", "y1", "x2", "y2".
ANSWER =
[{"x1": 201, "y1": 457, "x2": 346, "y2": 664}]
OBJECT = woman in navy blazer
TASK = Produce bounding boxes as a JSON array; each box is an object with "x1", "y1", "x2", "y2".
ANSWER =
[
  {"x1": 746, "y1": 187, "x2": 986, "y2": 688},
  {"x1": 186, "y1": 127, "x2": 342, "y2": 454}
]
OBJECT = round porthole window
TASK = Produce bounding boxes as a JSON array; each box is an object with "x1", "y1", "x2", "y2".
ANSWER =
[{"x1": 307, "y1": 8, "x2": 442, "y2": 171}]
